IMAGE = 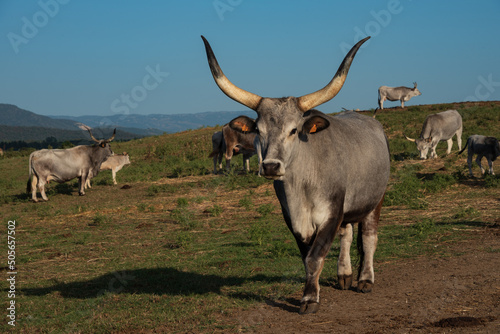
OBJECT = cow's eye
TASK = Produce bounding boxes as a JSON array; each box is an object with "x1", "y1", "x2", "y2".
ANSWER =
[{"x1": 290, "y1": 128, "x2": 297, "y2": 136}]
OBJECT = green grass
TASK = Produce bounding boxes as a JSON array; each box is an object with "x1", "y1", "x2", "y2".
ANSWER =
[{"x1": 0, "y1": 102, "x2": 499, "y2": 332}]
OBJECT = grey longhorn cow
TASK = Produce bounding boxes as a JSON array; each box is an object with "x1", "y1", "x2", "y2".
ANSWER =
[
  {"x1": 202, "y1": 35, "x2": 390, "y2": 314},
  {"x1": 459, "y1": 134, "x2": 500, "y2": 177},
  {"x1": 404, "y1": 109, "x2": 463, "y2": 159},
  {"x1": 378, "y1": 82, "x2": 421, "y2": 109},
  {"x1": 27, "y1": 128, "x2": 115, "y2": 202}
]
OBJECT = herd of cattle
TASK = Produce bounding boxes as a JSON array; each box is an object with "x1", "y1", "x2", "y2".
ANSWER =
[{"x1": 24, "y1": 36, "x2": 499, "y2": 315}]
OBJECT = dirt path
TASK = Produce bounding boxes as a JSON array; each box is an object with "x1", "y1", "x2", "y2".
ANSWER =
[{"x1": 220, "y1": 226, "x2": 500, "y2": 333}]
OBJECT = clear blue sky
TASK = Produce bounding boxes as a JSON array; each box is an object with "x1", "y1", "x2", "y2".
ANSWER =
[{"x1": 1, "y1": 0, "x2": 499, "y2": 118}]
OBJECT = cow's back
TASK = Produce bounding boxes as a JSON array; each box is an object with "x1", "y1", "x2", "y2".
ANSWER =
[{"x1": 421, "y1": 110, "x2": 462, "y2": 140}]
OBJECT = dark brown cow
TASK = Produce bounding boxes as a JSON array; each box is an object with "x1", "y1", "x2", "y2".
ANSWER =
[{"x1": 209, "y1": 119, "x2": 257, "y2": 173}]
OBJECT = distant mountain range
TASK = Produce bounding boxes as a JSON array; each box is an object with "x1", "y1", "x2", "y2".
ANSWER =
[{"x1": 0, "y1": 104, "x2": 254, "y2": 143}]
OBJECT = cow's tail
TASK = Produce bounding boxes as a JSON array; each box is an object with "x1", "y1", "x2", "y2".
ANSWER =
[
  {"x1": 458, "y1": 137, "x2": 470, "y2": 155},
  {"x1": 27, "y1": 152, "x2": 34, "y2": 193}
]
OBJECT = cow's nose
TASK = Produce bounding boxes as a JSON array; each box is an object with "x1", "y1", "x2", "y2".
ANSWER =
[{"x1": 262, "y1": 162, "x2": 281, "y2": 176}]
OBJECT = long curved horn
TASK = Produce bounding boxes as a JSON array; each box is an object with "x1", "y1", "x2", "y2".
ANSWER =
[
  {"x1": 404, "y1": 134, "x2": 416, "y2": 142},
  {"x1": 106, "y1": 128, "x2": 116, "y2": 142},
  {"x1": 297, "y1": 36, "x2": 370, "y2": 112},
  {"x1": 87, "y1": 128, "x2": 100, "y2": 143},
  {"x1": 201, "y1": 36, "x2": 262, "y2": 110}
]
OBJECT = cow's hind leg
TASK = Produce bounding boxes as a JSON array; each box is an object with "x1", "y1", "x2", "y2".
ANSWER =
[
  {"x1": 31, "y1": 174, "x2": 39, "y2": 202},
  {"x1": 476, "y1": 155, "x2": 485, "y2": 175},
  {"x1": 467, "y1": 152, "x2": 474, "y2": 177},
  {"x1": 39, "y1": 178, "x2": 49, "y2": 201},
  {"x1": 337, "y1": 223, "x2": 353, "y2": 290},
  {"x1": 446, "y1": 138, "x2": 453, "y2": 155},
  {"x1": 357, "y1": 196, "x2": 383, "y2": 293}
]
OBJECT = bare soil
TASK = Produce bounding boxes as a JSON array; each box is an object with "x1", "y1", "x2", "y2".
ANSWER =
[{"x1": 220, "y1": 224, "x2": 500, "y2": 333}]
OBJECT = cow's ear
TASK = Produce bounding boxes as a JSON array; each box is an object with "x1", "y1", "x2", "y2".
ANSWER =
[
  {"x1": 302, "y1": 115, "x2": 330, "y2": 134},
  {"x1": 229, "y1": 116, "x2": 256, "y2": 133}
]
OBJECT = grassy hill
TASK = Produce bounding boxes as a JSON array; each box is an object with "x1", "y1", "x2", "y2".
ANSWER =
[{"x1": 0, "y1": 102, "x2": 498, "y2": 332}]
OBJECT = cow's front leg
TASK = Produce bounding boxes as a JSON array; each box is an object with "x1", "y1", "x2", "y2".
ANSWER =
[
  {"x1": 446, "y1": 138, "x2": 453, "y2": 155},
  {"x1": 300, "y1": 215, "x2": 341, "y2": 314},
  {"x1": 337, "y1": 223, "x2": 353, "y2": 290},
  {"x1": 78, "y1": 177, "x2": 86, "y2": 196},
  {"x1": 487, "y1": 159, "x2": 494, "y2": 175},
  {"x1": 400, "y1": 100, "x2": 405, "y2": 108},
  {"x1": 430, "y1": 145, "x2": 438, "y2": 159}
]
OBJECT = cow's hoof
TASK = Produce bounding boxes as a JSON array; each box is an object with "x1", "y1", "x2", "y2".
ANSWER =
[
  {"x1": 357, "y1": 280, "x2": 374, "y2": 293},
  {"x1": 79, "y1": 193, "x2": 86, "y2": 196},
  {"x1": 299, "y1": 301, "x2": 320, "y2": 314},
  {"x1": 338, "y1": 274, "x2": 353, "y2": 290}
]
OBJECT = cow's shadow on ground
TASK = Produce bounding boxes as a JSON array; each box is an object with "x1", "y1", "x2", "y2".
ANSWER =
[{"x1": 20, "y1": 267, "x2": 305, "y2": 312}]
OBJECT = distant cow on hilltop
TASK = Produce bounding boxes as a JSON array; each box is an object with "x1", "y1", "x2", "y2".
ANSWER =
[{"x1": 378, "y1": 82, "x2": 421, "y2": 109}]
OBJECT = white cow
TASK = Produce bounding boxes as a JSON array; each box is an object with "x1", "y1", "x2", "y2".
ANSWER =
[{"x1": 85, "y1": 152, "x2": 130, "y2": 189}]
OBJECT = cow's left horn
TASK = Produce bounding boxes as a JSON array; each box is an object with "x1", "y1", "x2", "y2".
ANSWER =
[
  {"x1": 201, "y1": 36, "x2": 262, "y2": 111},
  {"x1": 107, "y1": 129, "x2": 116, "y2": 142},
  {"x1": 297, "y1": 36, "x2": 370, "y2": 112}
]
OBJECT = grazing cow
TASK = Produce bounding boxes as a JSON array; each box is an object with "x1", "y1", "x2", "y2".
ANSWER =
[
  {"x1": 459, "y1": 135, "x2": 500, "y2": 177},
  {"x1": 202, "y1": 35, "x2": 390, "y2": 314},
  {"x1": 208, "y1": 121, "x2": 257, "y2": 173},
  {"x1": 85, "y1": 152, "x2": 131, "y2": 189},
  {"x1": 404, "y1": 110, "x2": 462, "y2": 159},
  {"x1": 27, "y1": 129, "x2": 115, "y2": 202},
  {"x1": 378, "y1": 82, "x2": 421, "y2": 109}
]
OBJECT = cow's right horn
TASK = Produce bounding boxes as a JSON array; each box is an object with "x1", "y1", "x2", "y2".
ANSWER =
[
  {"x1": 404, "y1": 134, "x2": 416, "y2": 142},
  {"x1": 87, "y1": 128, "x2": 100, "y2": 143},
  {"x1": 201, "y1": 36, "x2": 262, "y2": 111}
]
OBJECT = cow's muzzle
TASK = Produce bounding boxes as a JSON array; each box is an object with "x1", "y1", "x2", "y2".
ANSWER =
[{"x1": 261, "y1": 159, "x2": 285, "y2": 180}]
